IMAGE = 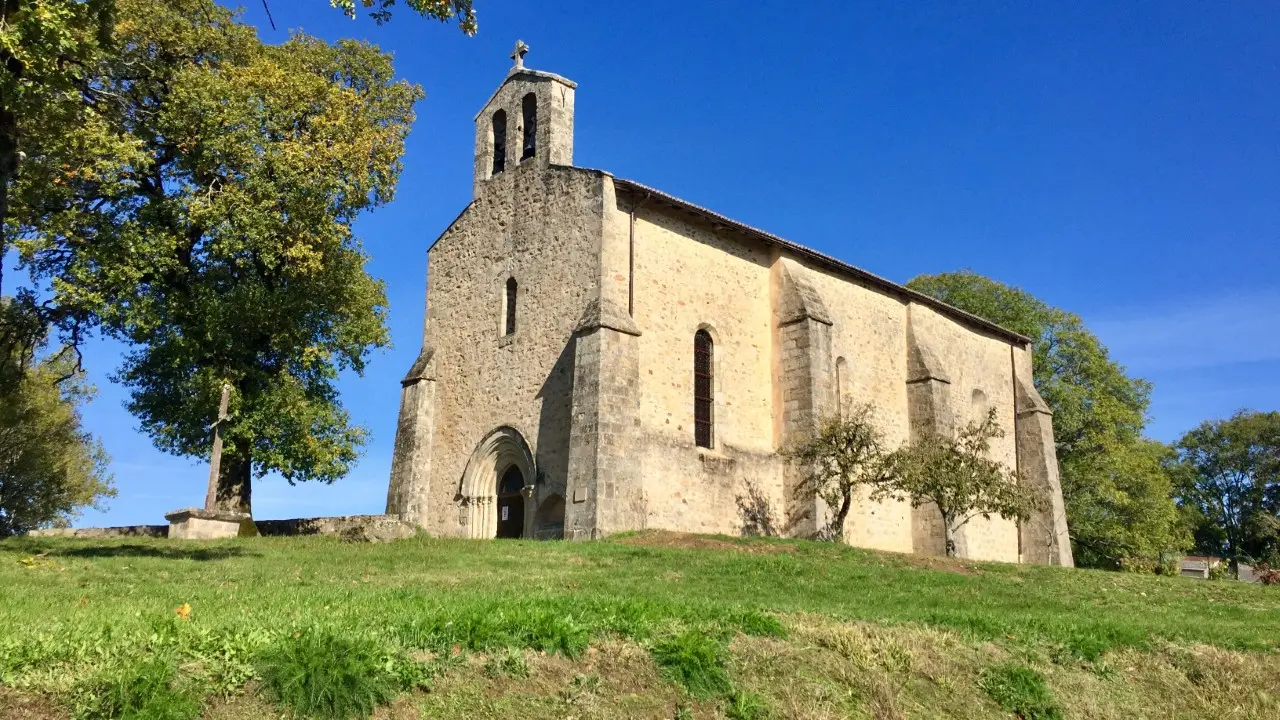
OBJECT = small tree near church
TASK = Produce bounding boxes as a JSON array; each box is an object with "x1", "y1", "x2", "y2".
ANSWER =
[
  {"x1": 877, "y1": 409, "x2": 1044, "y2": 557},
  {"x1": 785, "y1": 403, "x2": 892, "y2": 542}
]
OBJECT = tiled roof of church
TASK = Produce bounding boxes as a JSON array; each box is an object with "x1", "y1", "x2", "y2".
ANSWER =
[{"x1": 607, "y1": 175, "x2": 1032, "y2": 346}]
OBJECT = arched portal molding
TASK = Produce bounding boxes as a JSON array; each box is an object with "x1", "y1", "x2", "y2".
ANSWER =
[{"x1": 457, "y1": 426, "x2": 536, "y2": 539}]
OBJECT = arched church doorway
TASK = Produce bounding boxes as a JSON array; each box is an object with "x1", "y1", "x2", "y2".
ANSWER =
[
  {"x1": 496, "y1": 466, "x2": 525, "y2": 539},
  {"x1": 458, "y1": 426, "x2": 535, "y2": 539}
]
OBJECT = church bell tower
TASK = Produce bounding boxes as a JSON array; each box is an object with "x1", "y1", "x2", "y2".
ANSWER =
[{"x1": 472, "y1": 41, "x2": 577, "y2": 197}]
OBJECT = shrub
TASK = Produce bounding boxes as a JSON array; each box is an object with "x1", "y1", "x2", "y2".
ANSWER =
[
  {"x1": 978, "y1": 663, "x2": 1063, "y2": 720},
  {"x1": 74, "y1": 657, "x2": 201, "y2": 720},
  {"x1": 257, "y1": 630, "x2": 402, "y2": 719},
  {"x1": 1255, "y1": 562, "x2": 1280, "y2": 585},
  {"x1": 1157, "y1": 553, "x2": 1184, "y2": 577},
  {"x1": 651, "y1": 630, "x2": 732, "y2": 699}
]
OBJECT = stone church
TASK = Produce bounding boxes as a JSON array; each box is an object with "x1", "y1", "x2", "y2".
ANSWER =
[{"x1": 385, "y1": 44, "x2": 1073, "y2": 565}]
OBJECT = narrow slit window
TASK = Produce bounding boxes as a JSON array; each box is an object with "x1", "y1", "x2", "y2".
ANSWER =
[
  {"x1": 694, "y1": 330, "x2": 714, "y2": 448},
  {"x1": 835, "y1": 356, "x2": 848, "y2": 417},
  {"x1": 521, "y1": 93, "x2": 537, "y2": 160},
  {"x1": 504, "y1": 277, "x2": 518, "y2": 335},
  {"x1": 491, "y1": 109, "x2": 507, "y2": 174}
]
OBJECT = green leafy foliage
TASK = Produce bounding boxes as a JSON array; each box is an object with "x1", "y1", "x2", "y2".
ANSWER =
[
  {"x1": 12, "y1": 0, "x2": 424, "y2": 513},
  {"x1": 878, "y1": 409, "x2": 1042, "y2": 557},
  {"x1": 651, "y1": 631, "x2": 733, "y2": 699},
  {"x1": 1067, "y1": 438, "x2": 1191, "y2": 570},
  {"x1": 978, "y1": 663, "x2": 1063, "y2": 720},
  {"x1": 0, "y1": 0, "x2": 115, "y2": 268},
  {"x1": 329, "y1": 0, "x2": 477, "y2": 31},
  {"x1": 0, "y1": 335, "x2": 114, "y2": 537},
  {"x1": 907, "y1": 271, "x2": 1188, "y2": 569},
  {"x1": 1174, "y1": 410, "x2": 1280, "y2": 564}
]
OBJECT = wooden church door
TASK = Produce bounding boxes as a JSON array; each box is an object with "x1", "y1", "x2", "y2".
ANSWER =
[{"x1": 495, "y1": 466, "x2": 525, "y2": 539}]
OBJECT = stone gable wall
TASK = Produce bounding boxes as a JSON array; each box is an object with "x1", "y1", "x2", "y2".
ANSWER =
[{"x1": 413, "y1": 163, "x2": 604, "y2": 536}]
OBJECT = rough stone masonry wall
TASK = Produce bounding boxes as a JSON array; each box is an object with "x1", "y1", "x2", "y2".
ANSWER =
[
  {"x1": 800, "y1": 258, "x2": 917, "y2": 553},
  {"x1": 621, "y1": 199, "x2": 784, "y2": 536},
  {"x1": 405, "y1": 163, "x2": 605, "y2": 536},
  {"x1": 907, "y1": 303, "x2": 1021, "y2": 562}
]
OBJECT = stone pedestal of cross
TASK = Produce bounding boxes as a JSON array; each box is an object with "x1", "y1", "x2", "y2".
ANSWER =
[{"x1": 164, "y1": 382, "x2": 252, "y2": 539}]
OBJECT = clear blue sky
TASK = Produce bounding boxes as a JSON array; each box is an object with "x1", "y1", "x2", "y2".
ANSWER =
[{"x1": 74, "y1": 0, "x2": 1280, "y2": 526}]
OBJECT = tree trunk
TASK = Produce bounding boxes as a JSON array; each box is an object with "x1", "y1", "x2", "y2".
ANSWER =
[
  {"x1": 829, "y1": 488, "x2": 853, "y2": 542},
  {"x1": 943, "y1": 516, "x2": 957, "y2": 558},
  {"x1": 213, "y1": 447, "x2": 252, "y2": 515}
]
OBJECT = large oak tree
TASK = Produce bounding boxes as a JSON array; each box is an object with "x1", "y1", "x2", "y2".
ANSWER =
[{"x1": 10, "y1": 0, "x2": 424, "y2": 515}]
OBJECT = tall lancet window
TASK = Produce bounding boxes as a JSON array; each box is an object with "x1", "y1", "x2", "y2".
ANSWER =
[
  {"x1": 491, "y1": 109, "x2": 507, "y2": 174},
  {"x1": 521, "y1": 93, "x2": 537, "y2": 161},
  {"x1": 694, "y1": 330, "x2": 714, "y2": 448},
  {"x1": 504, "y1": 277, "x2": 518, "y2": 336}
]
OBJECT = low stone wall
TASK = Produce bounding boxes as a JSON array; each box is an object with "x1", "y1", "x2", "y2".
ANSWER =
[
  {"x1": 27, "y1": 514, "x2": 417, "y2": 542},
  {"x1": 255, "y1": 514, "x2": 417, "y2": 542},
  {"x1": 27, "y1": 525, "x2": 169, "y2": 538}
]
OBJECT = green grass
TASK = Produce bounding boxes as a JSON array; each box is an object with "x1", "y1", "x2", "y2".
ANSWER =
[
  {"x1": 2, "y1": 531, "x2": 1278, "y2": 718},
  {"x1": 256, "y1": 629, "x2": 405, "y2": 719},
  {"x1": 978, "y1": 663, "x2": 1063, "y2": 720},
  {"x1": 651, "y1": 631, "x2": 733, "y2": 698}
]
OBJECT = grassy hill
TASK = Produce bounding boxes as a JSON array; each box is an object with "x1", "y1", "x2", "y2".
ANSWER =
[{"x1": 2, "y1": 531, "x2": 1278, "y2": 719}]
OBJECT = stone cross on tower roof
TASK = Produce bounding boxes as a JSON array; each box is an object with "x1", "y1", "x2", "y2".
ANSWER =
[{"x1": 510, "y1": 40, "x2": 529, "y2": 69}]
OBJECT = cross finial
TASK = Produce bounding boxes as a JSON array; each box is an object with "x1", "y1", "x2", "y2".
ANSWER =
[{"x1": 510, "y1": 40, "x2": 529, "y2": 69}]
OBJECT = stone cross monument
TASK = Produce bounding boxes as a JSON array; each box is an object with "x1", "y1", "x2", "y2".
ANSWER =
[
  {"x1": 164, "y1": 382, "x2": 252, "y2": 539},
  {"x1": 202, "y1": 382, "x2": 232, "y2": 511}
]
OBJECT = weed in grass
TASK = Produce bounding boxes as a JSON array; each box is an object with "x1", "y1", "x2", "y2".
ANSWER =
[
  {"x1": 572, "y1": 672, "x2": 602, "y2": 693},
  {"x1": 73, "y1": 657, "x2": 201, "y2": 720},
  {"x1": 978, "y1": 663, "x2": 1063, "y2": 720},
  {"x1": 651, "y1": 631, "x2": 732, "y2": 699},
  {"x1": 483, "y1": 648, "x2": 529, "y2": 679},
  {"x1": 257, "y1": 630, "x2": 401, "y2": 720},
  {"x1": 731, "y1": 610, "x2": 787, "y2": 638},
  {"x1": 724, "y1": 687, "x2": 771, "y2": 720},
  {"x1": 558, "y1": 672, "x2": 604, "y2": 715}
]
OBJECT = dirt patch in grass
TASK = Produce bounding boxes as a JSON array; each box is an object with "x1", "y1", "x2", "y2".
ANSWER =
[
  {"x1": 616, "y1": 530, "x2": 796, "y2": 554},
  {"x1": 889, "y1": 551, "x2": 981, "y2": 575},
  {"x1": 0, "y1": 690, "x2": 66, "y2": 720}
]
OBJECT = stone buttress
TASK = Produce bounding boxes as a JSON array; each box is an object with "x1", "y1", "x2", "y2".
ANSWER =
[
  {"x1": 772, "y1": 258, "x2": 836, "y2": 537},
  {"x1": 1013, "y1": 347, "x2": 1074, "y2": 566},
  {"x1": 904, "y1": 314, "x2": 955, "y2": 556},
  {"x1": 563, "y1": 297, "x2": 644, "y2": 539},
  {"x1": 386, "y1": 348, "x2": 437, "y2": 522}
]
